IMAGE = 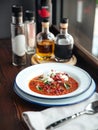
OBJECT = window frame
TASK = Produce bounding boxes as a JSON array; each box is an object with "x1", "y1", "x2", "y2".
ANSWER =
[{"x1": 51, "y1": 0, "x2": 98, "y2": 69}]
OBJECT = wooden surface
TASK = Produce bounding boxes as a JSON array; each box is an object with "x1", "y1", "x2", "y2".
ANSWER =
[
  {"x1": 31, "y1": 54, "x2": 77, "y2": 65},
  {"x1": 0, "y1": 39, "x2": 98, "y2": 130}
]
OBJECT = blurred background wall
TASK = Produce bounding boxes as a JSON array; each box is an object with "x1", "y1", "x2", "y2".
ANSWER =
[{"x1": 0, "y1": 0, "x2": 35, "y2": 39}]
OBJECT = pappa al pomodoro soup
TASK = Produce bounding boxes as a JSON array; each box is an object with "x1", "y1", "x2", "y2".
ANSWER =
[{"x1": 29, "y1": 70, "x2": 78, "y2": 96}]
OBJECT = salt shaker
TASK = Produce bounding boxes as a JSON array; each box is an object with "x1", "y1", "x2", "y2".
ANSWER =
[{"x1": 11, "y1": 5, "x2": 26, "y2": 66}]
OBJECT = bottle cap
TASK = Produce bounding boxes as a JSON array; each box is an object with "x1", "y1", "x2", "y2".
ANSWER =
[
  {"x1": 12, "y1": 5, "x2": 23, "y2": 17},
  {"x1": 25, "y1": 10, "x2": 35, "y2": 21},
  {"x1": 61, "y1": 18, "x2": 69, "y2": 24},
  {"x1": 60, "y1": 18, "x2": 69, "y2": 28},
  {"x1": 42, "y1": 19, "x2": 49, "y2": 27},
  {"x1": 42, "y1": 19, "x2": 49, "y2": 23}
]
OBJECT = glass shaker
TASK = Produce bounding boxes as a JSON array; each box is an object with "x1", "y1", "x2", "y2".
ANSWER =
[
  {"x1": 11, "y1": 5, "x2": 26, "y2": 66},
  {"x1": 24, "y1": 10, "x2": 36, "y2": 54}
]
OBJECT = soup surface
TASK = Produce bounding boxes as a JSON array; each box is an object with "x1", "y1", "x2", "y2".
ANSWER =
[{"x1": 29, "y1": 70, "x2": 78, "y2": 96}]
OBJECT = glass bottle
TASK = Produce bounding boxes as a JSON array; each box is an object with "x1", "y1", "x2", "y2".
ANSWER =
[
  {"x1": 24, "y1": 10, "x2": 36, "y2": 54},
  {"x1": 36, "y1": 0, "x2": 52, "y2": 33},
  {"x1": 11, "y1": 5, "x2": 26, "y2": 66},
  {"x1": 36, "y1": 19, "x2": 55, "y2": 61},
  {"x1": 54, "y1": 18, "x2": 74, "y2": 62}
]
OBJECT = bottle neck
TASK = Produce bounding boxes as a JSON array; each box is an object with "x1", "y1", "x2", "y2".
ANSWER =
[
  {"x1": 42, "y1": 22, "x2": 49, "y2": 33},
  {"x1": 60, "y1": 28, "x2": 68, "y2": 35},
  {"x1": 60, "y1": 23, "x2": 68, "y2": 34}
]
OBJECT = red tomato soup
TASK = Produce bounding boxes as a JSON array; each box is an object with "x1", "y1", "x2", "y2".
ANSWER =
[{"x1": 29, "y1": 70, "x2": 78, "y2": 96}]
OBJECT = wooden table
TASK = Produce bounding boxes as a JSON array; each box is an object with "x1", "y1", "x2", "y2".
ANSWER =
[{"x1": 0, "y1": 39, "x2": 98, "y2": 130}]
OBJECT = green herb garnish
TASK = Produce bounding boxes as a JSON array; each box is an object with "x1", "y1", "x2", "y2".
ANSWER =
[
  {"x1": 36, "y1": 85, "x2": 43, "y2": 91},
  {"x1": 43, "y1": 78, "x2": 50, "y2": 85},
  {"x1": 64, "y1": 83, "x2": 70, "y2": 89}
]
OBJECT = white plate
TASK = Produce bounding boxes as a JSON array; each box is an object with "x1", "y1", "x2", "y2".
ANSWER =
[
  {"x1": 14, "y1": 79, "x2": 96, "y2": 106},
  {"x1": 15, "y1": 63, "x2": 92, "y2": 99}
]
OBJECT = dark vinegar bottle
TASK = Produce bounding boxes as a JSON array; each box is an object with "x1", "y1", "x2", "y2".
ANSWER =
[{"x1": 54, "y1": 18, "x2": 74, "y2": 62}]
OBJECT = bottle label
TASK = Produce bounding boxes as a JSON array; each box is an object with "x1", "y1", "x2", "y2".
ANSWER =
[
  {"x1": 38, "y1": 0, "x2": 51, "y2": 19},
  {"x1": 12, "y1": 34, "x2": 26, "y2": 56},
  {"x1": 38, "y1": 6, "x2": 50, "y2": 18},
  {"x1": 58, "y1": 39, "x2": 69, "y2": 45},
  {"x1": 58, "y1": 38, "x2": 74, "y2": 45}
]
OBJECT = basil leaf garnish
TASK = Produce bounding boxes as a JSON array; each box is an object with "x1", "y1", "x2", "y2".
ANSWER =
[{"x1": 64, "y1": 83, "x2": 70, "y2": 89}]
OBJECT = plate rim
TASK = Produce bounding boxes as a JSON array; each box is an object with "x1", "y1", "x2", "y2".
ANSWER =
[{"x1": 15, "y1": 63, "x2": 92, "y2": 99}]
